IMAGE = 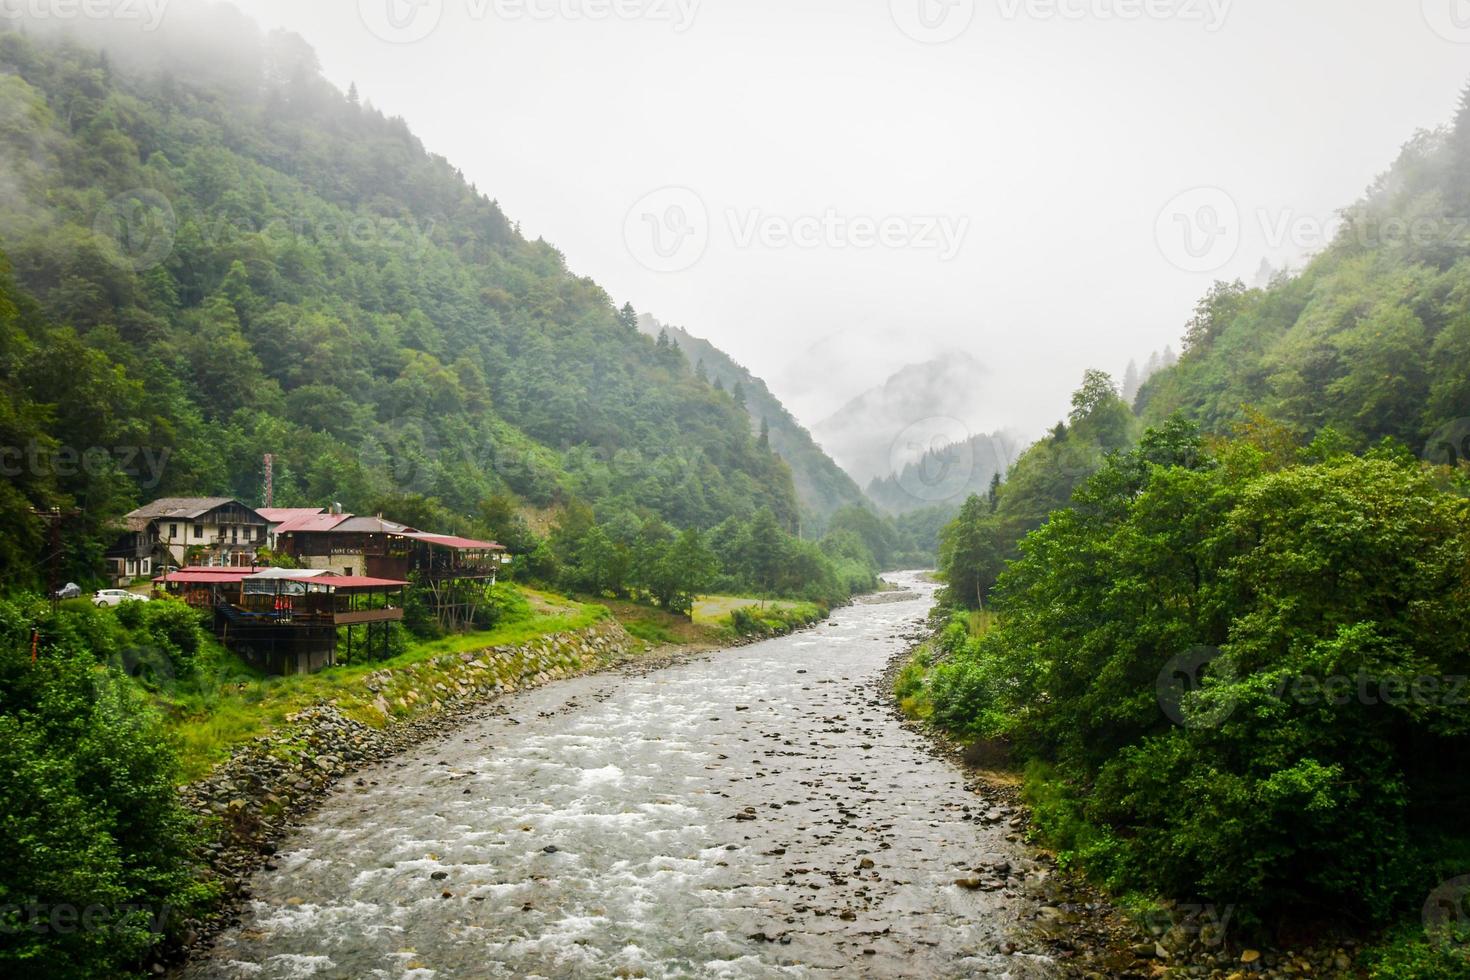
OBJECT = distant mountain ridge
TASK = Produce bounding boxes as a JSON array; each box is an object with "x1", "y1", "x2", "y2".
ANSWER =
[
  {"x1": 867, "y1": 430, "x2": 1027, "y2": 515},
  {"x1": 811, "y1": 351, "x2": 1004, "y2": 487},
  {"x1": 638, "y1": 315, "x2": 868, "y2": 530}
]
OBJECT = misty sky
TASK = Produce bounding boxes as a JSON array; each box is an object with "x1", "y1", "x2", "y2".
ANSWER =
[{"x1": 209, "y1": 1, "x2": 1470, "y2": 437}]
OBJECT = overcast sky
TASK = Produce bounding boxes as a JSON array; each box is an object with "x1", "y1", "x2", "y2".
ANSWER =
[{"x1": 222, "y1": 0, "x2": 1470, "y2": 437}]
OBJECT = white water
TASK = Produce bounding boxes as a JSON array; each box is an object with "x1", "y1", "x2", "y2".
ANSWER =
[{"x1": 186, "y1": 573, "x2": 1053, "y2": 979}]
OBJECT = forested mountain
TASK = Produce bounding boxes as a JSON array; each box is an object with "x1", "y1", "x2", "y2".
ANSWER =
[
  {"x1": 1137, "y1": 94, "x2": 1470, "y2": 453},
  {"x1": 942, "y1": 89, "x2": 1470, "y2": 608},
  {"x1": 866, "y1": 429, "x2": 1025, "y2": 516},
  {"x1": 811, "y1": 352, "x2": 996, "y2": 486},
  {"x1": 637, "y1": 315, "x2": 868, "y2": 531},
  {"x1": 0, "y1": 12, "x2": 801, "y2": 586}
]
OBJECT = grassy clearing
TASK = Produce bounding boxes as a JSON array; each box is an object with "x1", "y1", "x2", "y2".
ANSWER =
[
  {"x1": 692, "y1": 595, "x2": 807, "y2": 626},
  {"x1": 592, "y1": 597, "x2": 722, "y2": 647},
  {"x1": 161, "y1": 587, "x2": 608, "y2": 782}
]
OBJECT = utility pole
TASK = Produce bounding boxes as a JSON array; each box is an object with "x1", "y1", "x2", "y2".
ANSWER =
[{"x1": 31, "y1": 507, "x2": 81, "y2": 612}]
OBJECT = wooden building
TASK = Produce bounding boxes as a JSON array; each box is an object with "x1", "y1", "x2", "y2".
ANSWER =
[
  {"x1": 273, "y1": 513, "x2": 507, "y2": 630},
  {"x1": 156, "y1": 566, "x2": 407, "y2": 675},
  {"x1": 112, "y1": 498, "x2": 269, "y2": 577}
]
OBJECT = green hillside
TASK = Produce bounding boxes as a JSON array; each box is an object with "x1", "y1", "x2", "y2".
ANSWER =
[
  {"x1": 1137, "y1": 93, "x2": 1470, "y2": 453},
  {"x1": 0, "y1": 14, "x2": 801, "y2": 586},
  {"x1": 920, "y1": 84, "x2": 1470, "y2": 969},
  {"x1": 638, "y1": 315, "x2": 868, "y2": 531}
]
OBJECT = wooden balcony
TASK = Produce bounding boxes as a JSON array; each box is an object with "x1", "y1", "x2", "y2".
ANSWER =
[{"x1": 333, "y1": 608, "x2": 405, "y2": 626}]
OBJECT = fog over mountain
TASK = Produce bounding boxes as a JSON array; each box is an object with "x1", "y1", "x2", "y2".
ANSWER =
[
  {"x1": 809, "y1": 352, "x2": 1022, "y2": 486},
  {"x1": 220, "y1": 0, "x2": 1470, "y2": 440}
]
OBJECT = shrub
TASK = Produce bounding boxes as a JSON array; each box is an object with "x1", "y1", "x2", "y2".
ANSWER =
[
  {"x1": 1362, "y1": 925, "x2": 1470, "y2": 980},
  {"x1": 0, "y1": 595, "x2": 209, "y2": 978},
  {"x1": 928, "y1": 434, "x2": 1470, "y2": 926}
]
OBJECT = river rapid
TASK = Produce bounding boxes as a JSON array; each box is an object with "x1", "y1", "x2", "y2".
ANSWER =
[{"x1": 185, "y1": 572, "x2": 1054, "y2": 979}]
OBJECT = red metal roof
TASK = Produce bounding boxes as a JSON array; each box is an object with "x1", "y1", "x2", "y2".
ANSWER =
[
  {"x1": 175, "y1": 565, "x2": 256, "y2": 574},
  {"x1": 157, "y1": 569, "x2": 254, "y2": 585},
  {"x1": 257, "y1": 507, "x2": 327, "y2": 524},
  {"x1": 317, "y1": 576, "x2": 409, "y2": 590},
  {"x1": 273, "y1": 513, "x2": 351, "y2": 534},
  {"x1": 405, "y1": 532, "x2": 505, "y2": 551}
]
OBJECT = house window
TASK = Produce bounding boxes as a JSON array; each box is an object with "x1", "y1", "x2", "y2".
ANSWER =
[
  {"x1": 231, "y1": 527, "x2": 238, "y2": 543},
  {"x1": 194, "y1": 525, "x2": 204, "y2": 539},
  {"x1": 344, "y1": 567, "x2": 354, "y2": 577},
  {"x1": 169, "y1": 524, "x2": 178, "y2": 539}
]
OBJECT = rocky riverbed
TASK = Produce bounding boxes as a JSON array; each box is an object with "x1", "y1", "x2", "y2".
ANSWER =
[
  {"x1": 172, "y1": 619, "x2": 641, "y2": 964},
  {"x1": 178, "y1": 573, "x2": 1063, "y2": 978}
]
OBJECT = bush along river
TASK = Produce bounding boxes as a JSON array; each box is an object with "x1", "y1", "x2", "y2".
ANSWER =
[{"x1": 184, "y1": 572, "x2": 1057, "y2": 978}]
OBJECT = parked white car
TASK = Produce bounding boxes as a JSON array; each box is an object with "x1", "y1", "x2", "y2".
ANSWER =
[{"x1": 94, "y1": 589, "x2": 149, "y2": 608}]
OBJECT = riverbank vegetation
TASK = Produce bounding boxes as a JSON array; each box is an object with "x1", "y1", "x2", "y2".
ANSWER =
[{"x1": 915, "y1": 88, "x2": 1470, "y2": 976}]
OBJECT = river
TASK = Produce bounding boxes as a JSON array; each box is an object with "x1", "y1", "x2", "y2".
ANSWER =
[{"x1": 185, "y1": 572, "x2": 1054, "y2": 979}]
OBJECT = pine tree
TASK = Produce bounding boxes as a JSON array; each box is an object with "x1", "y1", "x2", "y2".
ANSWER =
[
  {"x1": 758, "y1": 417, "x2": 771, "y2": 451},
  {"x1": 618, "y1": 302, "x2": 638, "y2": 331},
  {"x1": 732, "y1": 382, "x2": 747, "y2": 411},
  {"x1": 1450, "y1": 80, "x2": 1470, "y2": 210},
  {"x1": 1122, "y1": 359, "x2": 1140, "y2": 404}
]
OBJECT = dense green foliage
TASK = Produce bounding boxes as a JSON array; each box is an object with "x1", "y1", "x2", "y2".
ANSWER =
[
  {"x1": 923, "y1": 84, "x2": 1470, "y2": 959},
  {"x1": 929, "y1": 424, "x2": 1470, "y2": 933},
  {"x1": 0, "y1": 595, "x2": 211, "y2": 978},
  {"x1": 645, "y1": 318, "x2": 869, "y2": 531},
  {"x1": 726, "y1": 601, "x2": 824, "y2": 639},
  {"x1": 545, "y1": 502, "x2": 880, "y2": 613},
  {"x1": 938, "y1": 368, "x2": 1135, "y2": 607},
  {"x1": 0, "y1": 17, "x2": 802, "y2": 589}
]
